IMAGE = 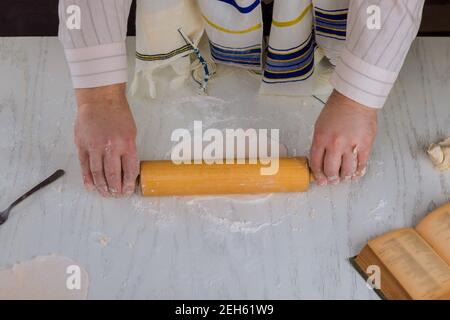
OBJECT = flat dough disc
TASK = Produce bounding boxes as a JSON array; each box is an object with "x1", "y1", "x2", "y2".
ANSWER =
[
  {"x1": 0, "y1": 255, "x2": 89, "y2": 300},
  {"x1": 427, "y1": 137, "x2": 450, "y2": 171}
]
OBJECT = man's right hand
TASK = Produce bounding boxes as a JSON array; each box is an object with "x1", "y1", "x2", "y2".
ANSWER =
[{"x1": 74, "y1": 83, "x2": 139, "y2": 197}]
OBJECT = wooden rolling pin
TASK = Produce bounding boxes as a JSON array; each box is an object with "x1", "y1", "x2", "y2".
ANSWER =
[{"x1": 140, "y1": 157, "x2": 313, "y2": 196}]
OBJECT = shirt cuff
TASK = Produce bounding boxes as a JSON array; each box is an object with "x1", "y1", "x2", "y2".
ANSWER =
[
  {"x1": 64, "y1": 42, "x2": 128, "y2": 88},
  {"x1": 330, "y1": 49, "x2": 398, "y2": 109}
]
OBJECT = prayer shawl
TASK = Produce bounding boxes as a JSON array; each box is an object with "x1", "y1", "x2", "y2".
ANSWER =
[{"x1": 130, "y1": 0, "x2": 349, "y2": 98}]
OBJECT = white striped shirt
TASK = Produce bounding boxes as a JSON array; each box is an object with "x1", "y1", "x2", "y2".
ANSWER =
[{"x1": 58, "y1": 0, "x2": 425, "y2": 108}]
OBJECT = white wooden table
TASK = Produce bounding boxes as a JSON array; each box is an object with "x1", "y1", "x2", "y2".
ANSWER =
[{"x1": 0, "y1": 37, "x2": 449, "y2": 299}]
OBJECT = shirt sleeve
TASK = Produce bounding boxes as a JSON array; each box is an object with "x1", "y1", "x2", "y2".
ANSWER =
[
  {"x1": 330, "y1": 0, "x2": 425, "y2": 108},
  {"x1": 58, "y1": 0, "x2": 133, "y2": 88}
]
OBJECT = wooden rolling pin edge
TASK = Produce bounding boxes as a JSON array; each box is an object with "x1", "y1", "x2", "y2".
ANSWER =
[
  {"x1": 304, "y1": 158, "x2": 315, "y2": 183},
  {"x1": 139, "y1": 157, "x2": 314, "y2": 196}
]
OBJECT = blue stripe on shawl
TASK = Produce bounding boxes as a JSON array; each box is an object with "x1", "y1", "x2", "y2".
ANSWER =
[
  {"x1": 315, "y1": 17, "x2": 347, "y2": 27},
  {"x1": 314, "y1": 7, "x2": 348, "y2": 40},
  {"x1": 314, "y1": 7, "x2": 348, "y2": 13},
  {"x1": 262, "y1": 69, "x2": 314, "y2": 84},
  {"x1": 264, "y1": 35, "x2": 315, "y2": 81},
  {"x1": 315, "y1": 33, "x2": 347, "y2": 41},
  {"x1": 217, "y1": 0, "x2": 260, "y2": 14},
  {"x1": 211, "y1": 50, "x2": 261, "y2": 62},
  {"x1": 315, "y1": 21, "x2": 346, "y2": 31},
  {"x1": 266, "y1": 53, "x2": 314, "y2": 73},
  {"x1": 314, "y1": 10, "x2": 347, "y2": 21},
  {"x1": 209, "y1": 43, "x2": 261, "y2": 55},
  {"x1": 266, "y1": 36, "x2": 314, "y2": 61},
  {"x1": 264, "y1": 59, "x2": 314, "y2": 80},
  {"x1": 209, "y1": 40, "x2": 262, "y2": 51},
  {"x1": 211, "y1": 54, "x2": 261, "y2": 66},
  {"x1": 266, "y1": 42, "x2": 314, "y2": 69},
  {"x1": 315, "y1": 26, "x2": 346, "y2": 37},
  {"x1": 209, "y1": 41, "x2": 261, "y2": 66}
]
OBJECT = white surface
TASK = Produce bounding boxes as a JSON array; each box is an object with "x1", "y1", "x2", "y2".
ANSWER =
[{"x1": 0, "y1": 37, "x2": 449, "y2": 299}]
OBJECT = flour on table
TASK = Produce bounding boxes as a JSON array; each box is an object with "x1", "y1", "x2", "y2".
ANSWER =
[
  {"x1": 198, "y1": 210, "x2": 284, "y2": 234},
  {"x1": 369, "y1": 199, "x2": 388, "y2": 214},
  {"x1": 166, "y1": 95, "x2": 230, "y2": 108},
  {"x1": 98, "y1": 234, "x2": 110, "y2": 247},
  {"x1": 427, "y1": 137, "x2": 450, "y2": 171},
  {"x1": 184, "y1": 193, "x2": 274, "y2": 205},
  {"x1": 368, "y1": 199, "x2": 388, "y2": 222},
  {"x1": 0, "y1": 255, "x2": 89, "y2": 300}
]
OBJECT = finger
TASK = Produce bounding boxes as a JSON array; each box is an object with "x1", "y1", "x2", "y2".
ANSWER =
[
  {"x1": 309, "y1": 141, "x2": 327, "y2": 186},
  {"x1": 89, "y1": 151, "x2": 110, "y2": 197},
  {"x1": 340, "y1": 147, "x2": 358, "y2": 181},
  {"x1": 122, "y1": 152, "x2": 139, "y2": 196},
  {"x1": 104, "y1": 153, "x2": 122, "y2": 197},
  {"x1": 353, "y1": 147, "x2": 370, "y2": 181},
  {"x1": 323, "y1": 148, "x2": 343, "y2": 185},
  {"x1": 78, "y1": 150, "x2": 94, "y2": 191}
]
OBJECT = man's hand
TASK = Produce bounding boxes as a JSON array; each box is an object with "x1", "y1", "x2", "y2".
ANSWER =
[
  {"x1": 310, "y1": 90, "x2": 378, "y2": 186},
  {"x1": 74, "y1": 84, "x2": 139, "y2": 197}
]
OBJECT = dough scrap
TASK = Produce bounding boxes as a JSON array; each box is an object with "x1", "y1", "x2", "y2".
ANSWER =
[
  {"x1": 0, "y1": 255, "x2": 89, "y2": 300},
  {"x1": 427, "y1": 137, "x2": 450, "y2": 171}
]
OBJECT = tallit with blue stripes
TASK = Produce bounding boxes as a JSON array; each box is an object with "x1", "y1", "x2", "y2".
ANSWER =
[
  {"x1": 199, "y1": 0, "x2": 348, "y2": 96},
  {"x1": 132, "y1": 0, "x2": 349, "y2": 97}
]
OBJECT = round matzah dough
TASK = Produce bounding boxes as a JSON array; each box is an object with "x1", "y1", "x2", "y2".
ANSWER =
[
  {"x1": 0, "y1": 255, "x2": 89, "y2": 300},
  {"x1": 427, "y1": 137, "x2": 450, "y2": 171}
]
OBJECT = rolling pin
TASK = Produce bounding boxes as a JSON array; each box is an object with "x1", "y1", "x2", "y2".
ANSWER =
[{"x1": 140, "y1": 157, "x2": 313, "y2": 196}]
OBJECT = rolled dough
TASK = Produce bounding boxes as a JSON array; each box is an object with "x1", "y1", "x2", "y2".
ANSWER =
[
  {"x1": 0, "y1": 255, "x2": 89, "y2": 300},
  {"x1": 427, "y1": 137, "x2": 450, "y2": 171}
]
